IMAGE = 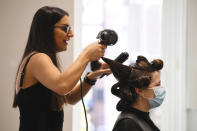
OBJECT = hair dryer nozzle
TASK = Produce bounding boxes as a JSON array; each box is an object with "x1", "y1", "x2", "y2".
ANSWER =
[{"x1": 101, "y1": 57, "x2": 132, "y2": 81}]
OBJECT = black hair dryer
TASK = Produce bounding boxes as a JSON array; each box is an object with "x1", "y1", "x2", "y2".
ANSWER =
[{"x1": 91, "y1": 29, "x2": 118, "y2": 71}]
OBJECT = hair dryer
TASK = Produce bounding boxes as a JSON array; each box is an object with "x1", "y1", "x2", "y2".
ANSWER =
[{"x1": 91, "y1": 29, "x2": 118, "y2": 71}]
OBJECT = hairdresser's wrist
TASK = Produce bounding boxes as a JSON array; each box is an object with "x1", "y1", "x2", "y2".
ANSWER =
[
  {"x1": 81, "y1": 47, "x2": 92, "y2": 62},
  {"x1": 84, "y1": 72, "x2": 97, "y2": 86}
]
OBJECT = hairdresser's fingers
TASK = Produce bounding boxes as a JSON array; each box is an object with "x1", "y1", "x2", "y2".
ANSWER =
[
  {"x1": 87, "y1": 69, "x2": 111, "y2": 80},
  {"x1": 101, "y1": 62, "x2": 109, "y2": 69},
  {"x1": 99, "y1": 68, "x2": 112, "y2": 76},
  {"x1": 106, "y1": 71, "x2": 112, "y2": 76},
  {"x1": 97, "y1": 68, "x2": 111, "y2": 74},
  {"x1": 94, "y1": 69, "x2": 111, "y2": 78}
]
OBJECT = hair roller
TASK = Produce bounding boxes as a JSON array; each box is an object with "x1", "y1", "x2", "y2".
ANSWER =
[
  {"x1": 111, "y1": 82, "x2": 121, "y2": 97},
  {"x1": 151, "y1": 59, "x2": 163, "y2": 71}
]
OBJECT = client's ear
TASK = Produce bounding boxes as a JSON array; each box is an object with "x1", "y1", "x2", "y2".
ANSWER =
[{"x1": 135, "y1": 88, "x2": 143, "y2": 97}]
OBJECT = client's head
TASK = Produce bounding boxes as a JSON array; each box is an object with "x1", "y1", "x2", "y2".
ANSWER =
[{"x1": 102, "y1": 55, "x2": 164, "y2": 112}]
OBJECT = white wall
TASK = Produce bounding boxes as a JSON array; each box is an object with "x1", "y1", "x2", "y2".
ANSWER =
[
  {"x1": 161, "y1": 0, "x2": 187, "y2": 130},
  {"x1": 162, "y1": 0, "x2": 197, "y2": 130},
  {"x1": 0, "y1": 0, "x2": 77, "y2": 131},
  {"x1": 186, "y1": 0, "x2": 197, "y2": 130},
  {"x1": 187, "y1": 0, "x2": 197, "y2": 110}
]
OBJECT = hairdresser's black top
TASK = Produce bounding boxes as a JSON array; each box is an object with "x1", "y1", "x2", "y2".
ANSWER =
[
  {"x1": 15, "y1": 53, "x2": 64, "y2": 131},
  {"x1": 112, "y1": 107, "x2": 160, "y2": 131}
]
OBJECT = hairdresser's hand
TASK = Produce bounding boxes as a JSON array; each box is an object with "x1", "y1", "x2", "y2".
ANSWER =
[
  {"x1": 83, "y1": 42, "x2": 107, "y2": 62},
  {"x1": 87, "y1": 63, "x2": 111, "y2": 80}
]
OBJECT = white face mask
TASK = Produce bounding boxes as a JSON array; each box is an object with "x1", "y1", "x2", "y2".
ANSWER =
[{"x1": 142, "y1": 86, "x2": 166, "y2": 109}]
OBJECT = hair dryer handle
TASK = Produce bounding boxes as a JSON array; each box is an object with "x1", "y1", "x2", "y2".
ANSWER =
[{"x1": 90, "y1": 61, "x2": 102, "y2": 71}]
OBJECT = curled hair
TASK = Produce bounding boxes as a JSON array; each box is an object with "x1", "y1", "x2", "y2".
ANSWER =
[
  {"x1": 112, "y1": 68, "x2": 151, "y2": 111},
  {"x1": 134, "y1": 56, "x2": 163, "y2": 72},
  {"x1": 110, "y1": 55, "x2": 163, "y2": 111}
]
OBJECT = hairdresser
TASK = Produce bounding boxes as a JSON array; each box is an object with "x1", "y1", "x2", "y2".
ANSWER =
[{"x1": 13, "y1": 6, "x2": 110, "y2": 131}]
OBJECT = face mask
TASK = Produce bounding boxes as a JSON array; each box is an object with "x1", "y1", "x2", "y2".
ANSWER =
[{"x1": 148, "y1": 86, "x2": 166, "y2": 109}]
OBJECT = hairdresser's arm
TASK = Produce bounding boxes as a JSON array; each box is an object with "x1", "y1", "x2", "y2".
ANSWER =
[
  {"x1": 30, "y1": 43, "x2": 106, "y2": 95},
  {"x1": 65, "y1": 65, "x2": 111, "y2": 105}
]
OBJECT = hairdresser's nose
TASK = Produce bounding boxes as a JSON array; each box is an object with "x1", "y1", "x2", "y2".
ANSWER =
[{"x1": 68, "y1": 29, "x2": 74, "y2": 38}]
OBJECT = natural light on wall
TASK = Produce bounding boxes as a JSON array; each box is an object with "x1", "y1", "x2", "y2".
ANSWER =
[{"x1": 81, "y1": 0, "x2": 163, "y2": 130}]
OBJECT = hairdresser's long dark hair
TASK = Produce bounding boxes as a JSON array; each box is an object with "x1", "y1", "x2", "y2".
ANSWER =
[
  {"x1": 13, "y1": 6, "x2": 69, "y2": 111},
  {"x1": 102, "y1": 56, "x2": 163, "y2": 112}
]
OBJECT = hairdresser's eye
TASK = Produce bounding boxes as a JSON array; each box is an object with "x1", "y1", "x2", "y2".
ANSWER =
[
  {"x1": 61, "y1": 26, "x2": 69, "y2": 33},
  {"x1": 54, "y1": 25, "x2": 71, "y2": 34}
]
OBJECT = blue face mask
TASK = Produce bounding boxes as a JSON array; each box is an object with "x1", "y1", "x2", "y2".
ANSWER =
[{"x1": 148, "y1": 86, "x2": 166, "y2": 109}]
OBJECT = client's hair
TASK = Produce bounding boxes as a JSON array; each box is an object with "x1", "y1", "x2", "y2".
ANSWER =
[{"x1": 103, "y1": 56, "x2": 163, "y2": 111}]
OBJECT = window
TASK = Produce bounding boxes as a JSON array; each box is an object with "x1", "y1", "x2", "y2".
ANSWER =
[{"x1": 81, "y1": 0, "x2": 163, "y2": 130}]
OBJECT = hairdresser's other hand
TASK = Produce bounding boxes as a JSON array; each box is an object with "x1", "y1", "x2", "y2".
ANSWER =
[
  {"x1": 101, "y1": 62, "x2": 112, "y2": 76},
  {"x1": 87, "y1": 63, "x2": 111, "y2": 80},
  {"x1": 83, "y1": 42, "x2": 107, "y2": 62}
]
